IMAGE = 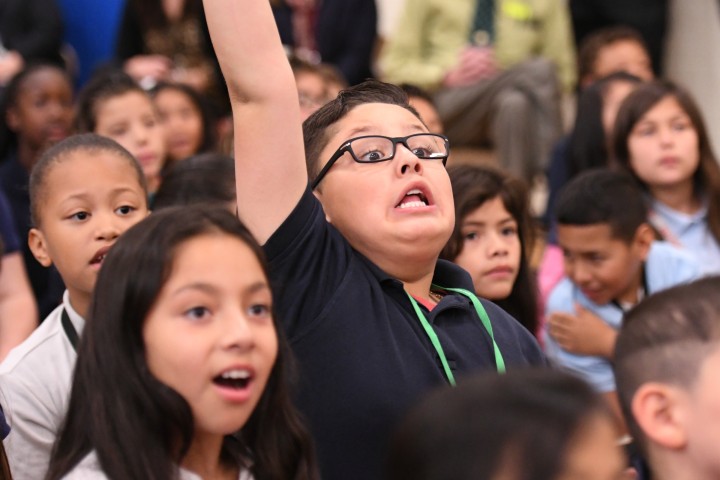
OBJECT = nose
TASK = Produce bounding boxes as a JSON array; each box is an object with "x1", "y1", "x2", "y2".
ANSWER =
[
  {"x1": 94, "y1": 211, "x2": 122, "y2": 241},
  {"x1": 486, "y1": 231, "x2": 508, "y2": 257},
  {"x1": 568, "y1": 261, "x2": 592, "y2": 286},
  {"x1": 395, "y1": 143, "x2": 423, "y2": 176},
  {"x1": 658, "y1": 125, "x2": 675, "y2": 147},
  {"x1": 132, "y1": 123, "x2": 150, "y2": 146},
  {"x1": 221, "y1": 309, "x2": 255, "y2": 352}
]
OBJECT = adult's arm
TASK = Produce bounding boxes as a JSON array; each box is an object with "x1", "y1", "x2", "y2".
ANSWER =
[{"x1": 203, "y1": 0, "x2": 306, "y2": 244}]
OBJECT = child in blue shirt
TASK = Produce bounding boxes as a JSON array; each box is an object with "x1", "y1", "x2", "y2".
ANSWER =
[{"x1": 544, "y1": 170, "x2": 699, "y2": 428}]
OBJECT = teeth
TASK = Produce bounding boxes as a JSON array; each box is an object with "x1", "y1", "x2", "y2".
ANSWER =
[
  {"x1": 220, "y1": 369, "x2": 250, "y2": 380},
  {"x1": 398, "y1": 201, "x2": 427, "y2": 209},
  {"x1": 406, "y1": 189, "x2": 422, "y2": 195}
]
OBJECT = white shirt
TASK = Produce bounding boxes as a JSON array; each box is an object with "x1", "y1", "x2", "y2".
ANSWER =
[
  {"x1": 63, "y1": 451, "x2": 254, "y2": 480},
  {"x1": 0, "y1": 291, "x2": 84, "y2": 480}
]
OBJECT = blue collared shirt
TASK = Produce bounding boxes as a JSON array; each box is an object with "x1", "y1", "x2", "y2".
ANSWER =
[{"x1": 650, "y1": 198, "x2": 720, "y2": 276}]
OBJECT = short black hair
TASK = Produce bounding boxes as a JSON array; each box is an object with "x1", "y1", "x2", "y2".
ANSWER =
[
  {"x1": 555, "y1": 169, "x2": 648, "y2": 242},
  {"x1": 76, "y1": 69, "x2": 146, "y2": 132},
  {"x1": 578, "y1": 25, "x2": 650, "y2": 82},
  {"x1": 387, "y1": 369, "x2": 613, "y2": 480},
  {"x1": 302, "y1": 79, "x2": 420, "y2": 183},
  {"x1": 29, "y1": 133, "x2": 148, "y2": 226},
  {"x1": 614, "y1": 276, "x2": 720, "y2": 456},
  {"x1": 152, "y1": 153, "x2": 235, "y2": 210}
]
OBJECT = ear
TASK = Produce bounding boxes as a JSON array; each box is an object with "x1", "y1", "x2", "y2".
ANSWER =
[
  {"x1": 631, "y1": 223, "x2": 654, "y2": 261},
  {"x1": 632, "y1": 382, "x2": 688, "y2": 451},
  {"x1": 28, "y1": 228, "x2": 53, "y2": 267}
]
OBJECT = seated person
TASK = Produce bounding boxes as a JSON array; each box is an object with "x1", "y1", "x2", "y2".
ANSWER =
[
  {"x1": 379, "y1": 0, "x2": 575, "y2": 182},
  {"x1": 614, "y1": 276, "x2": 720, "y2": 480},
  {"x1": 544, "y1": 170, "x2": 700, "y2": 428}
]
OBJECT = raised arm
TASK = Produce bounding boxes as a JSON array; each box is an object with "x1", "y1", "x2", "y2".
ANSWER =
[{"x1": 203, "y1": 0, "x2": 307, "y2": 244}]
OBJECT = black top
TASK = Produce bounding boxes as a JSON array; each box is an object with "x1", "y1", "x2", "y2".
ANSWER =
[
  {"x1": 0, "y1": 154, "x2": 64, "y2": 318},
  {"x1": 0, "y1": 0, "x2": 63, "y2": 66},
  {"x1": 264, "y1": 189, "x2": 545, "y2": 480},
  {"x1": 272, "y1": 0, "x2": 377, "y2": 85}
]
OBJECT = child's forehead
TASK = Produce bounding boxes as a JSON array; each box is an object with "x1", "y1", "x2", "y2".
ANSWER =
[
  {"x1": 48, "y1": 150, "x2": 144, "y2": 188},
  {"x1": 557, "y1": 223, "x2": 627, "y2": 247}
]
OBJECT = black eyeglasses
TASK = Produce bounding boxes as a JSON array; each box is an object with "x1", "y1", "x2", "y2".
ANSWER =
[{"x1": 310, "y1": 133, "x2": 450, "y2": 189}]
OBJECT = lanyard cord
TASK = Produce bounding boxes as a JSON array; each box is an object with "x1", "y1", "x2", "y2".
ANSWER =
[{"x1": 406, "y1": 284, "x2": 506, "y2": 386}]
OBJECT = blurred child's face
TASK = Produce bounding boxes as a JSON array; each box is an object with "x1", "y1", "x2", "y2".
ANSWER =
[
  {"x1": 601, "y1": 81, "x2": 638, "y2": 138},
  {"x1": 593, "y1": 40, "x2": 653, "y2": 82},
  {"x1": 296, "y1": 71, "x2": 328, "y2": 120},
  {"x1": 94, "y1": 91, "x2": 166, "y2": 188},
  {"x1": 28, "y1": 151, "x2": 149, "y2": 316},
  {"x1": 143, "y1": 233, "x2": 277, "y2": 439},
  {"x1": 453, "y1": 197, "x2": 520, "y2": 300},
  {"x1": 557, "y1": 223, "x2": 649, "y2": 305},
  {"x1": 556, "y1": 413, "x2": 626, "y2": 480},
  {"x1": 627, "y1": 96, "x2": 699, "y2": 192},
  {"x1": 314, "y1": 103, "x2": 454, "y2": 272},
  {"x1": 409, "y1": 96, "x2": 444, "y2": 134},
  {"x1": 154, "y1": 88, "x2": 204, "y2": 163},
  {"x1": 7, "y1": 68, "x2": 73, "y2": 154}
]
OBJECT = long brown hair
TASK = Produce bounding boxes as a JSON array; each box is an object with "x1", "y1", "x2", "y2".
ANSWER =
[
  {"x1": 440, "y1": 165, "x2": 538, "y2": 335},
  {"x1": 613, "y1": 80, "x2": 720, "y2": 244}
]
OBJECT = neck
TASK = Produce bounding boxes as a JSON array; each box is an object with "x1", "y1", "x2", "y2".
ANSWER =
[
  {"x1": 181, "y1": 432, "x2": 234, "y2": 480},
  {"x1": 17, "y1": 141, "x2": 42, "y2": 173},
  {"x1": 402, "y1": 270, "x2": 437, "y2": 303},
  {"x1": 651, "y1": 181, "x2": 700, "y2": 214},
  {"x1": 650, "y1": 449, "x2": 717, "y2": 480},
  {"x1": 67, "y1": 291, "x2": 90, "y2": 319}
]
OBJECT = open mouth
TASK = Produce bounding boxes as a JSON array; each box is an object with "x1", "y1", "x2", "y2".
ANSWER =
[
  {"x1": 90, "y1": 246, "x2": 112, "y2": 266},
  {"x1": 396, "y1": 188, "x2": 430, "y2": 209},
  {"x1": 213, "y1": 369, "x2": 252, "y2": 390}
]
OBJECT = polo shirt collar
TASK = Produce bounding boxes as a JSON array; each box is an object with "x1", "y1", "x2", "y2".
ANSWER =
[
  {"x1": 651, "y1": 197, "x2": 708, "y2": 234},
  {"x1": 356, "y1": 253, "x2": 475, "y2": 293}
]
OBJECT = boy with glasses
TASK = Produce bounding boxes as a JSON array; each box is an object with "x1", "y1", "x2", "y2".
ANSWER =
[{"x1": 203, "y1": 1, "x2": 544, "y2": 479}]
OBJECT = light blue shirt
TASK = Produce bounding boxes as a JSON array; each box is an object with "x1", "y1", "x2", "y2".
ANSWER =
[
  {"x1": 650, "y1": 199, "x2": 720, "y2": 276},
  {"x1": 543, "y1": 241, "x2": 700, "y2": 392}
]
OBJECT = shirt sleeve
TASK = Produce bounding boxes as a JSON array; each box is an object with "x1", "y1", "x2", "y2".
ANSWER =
[
  {"x1": 263, "y1": 189, "x2": 353, "y2": 339},
  {"x1": 543, "y1": 280, "x2": 617, "y2": 393}
]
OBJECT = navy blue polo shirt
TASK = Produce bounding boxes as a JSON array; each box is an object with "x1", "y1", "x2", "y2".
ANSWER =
[{"x1": 264, "y1": 189, "x2": 545, "y2": 480}]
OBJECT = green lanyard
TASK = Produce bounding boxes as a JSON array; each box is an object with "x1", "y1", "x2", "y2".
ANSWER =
[{"x1": 406, "y1": 284, "x2": 506, "y2": 386}]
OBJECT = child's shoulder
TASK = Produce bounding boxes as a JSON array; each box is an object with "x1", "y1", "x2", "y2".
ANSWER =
[
  {"x1": 646, "y1": 241, "x2": 701, "y2": 290},
  {"x1": 0, "y1": 303, "x2": 72, "y2": 381}
]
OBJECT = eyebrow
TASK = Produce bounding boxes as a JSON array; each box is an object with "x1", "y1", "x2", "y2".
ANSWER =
[
  {"x1": 462, "y1": 217, "x2": 516, "y2": 228},
  {"x1": 172, "y1": 280, "x2": 270, "y2": 297},
  {"x1": 344, "y1": 123, "x2": 426, "y2": 139},
  {"x1": 60, "y1": 187, "x2": 143, "y2": 204}
]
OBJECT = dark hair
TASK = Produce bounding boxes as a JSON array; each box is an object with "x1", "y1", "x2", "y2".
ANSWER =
[
  {"x1": 151, "y1": 81, "x2": 217, "y2": 159},
  {"x1": 440, "y1": 165, "x2": 538, "y2": 335},
  {"x1": 46, "y1": 206, "x2": 317, "y2": 480},
  {"x1": 614, "y1": 276, "x2": 720, "y2": 456},
  {"x1": 399, "y1": 83, "x2": 435, "y2": 106},
  {"x1": 126, "y1": 0, "x2": 202, "y2": 30},
  {"x1": 152, "y1": 153, "x2": 235, "y2": 210},
  {"x1": 387, "y1": 369, "x2": 613, "y2": 480},
  {"x1": 567, "y1": 72, "x2": 643, "y2": 178},
  {"x1": 0, "y1": 63, "x2": 72, "y2": 159},
  {"x1": 578, "y1": 26, "x2": 650, "y2": 83},
  {"x1": 75, "y1": 69, "x2": 147, "y2": 133},
  {"x1": 555, "y1": 169, "x2": 648, "y2": 243},
  {"x1": 612, "y1": 80, "x2": 720, "y2": 245},
  {"x1": 302, "y1": 79, "x2": 421, "y2": 182},
  {"x1": 29, "y1": 133, "x2": 148, "y2": 227},
  {"x1": 0, "y1": 434, "x2": 10, "y2": 480}
]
